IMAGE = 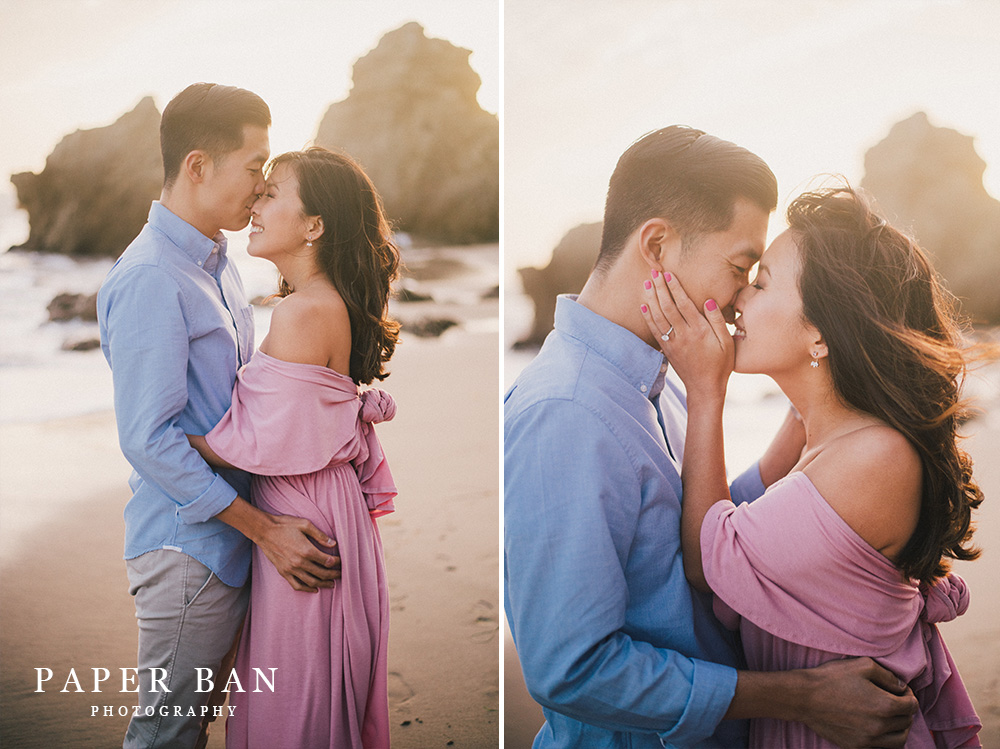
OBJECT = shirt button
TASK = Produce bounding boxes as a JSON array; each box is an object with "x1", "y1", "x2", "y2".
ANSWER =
[
  {"x1": 211, "y1": 247, "x2": 218, "y2": 254},
  {"x1": 640, "y1": 384, "x2": 648, "y2": 393},
  {"x1": 661, "y1": 364, "x2": 668, "y2": 373},
  {"x1": 197, "y1": 260, "x2": 203, "y2": 266}
]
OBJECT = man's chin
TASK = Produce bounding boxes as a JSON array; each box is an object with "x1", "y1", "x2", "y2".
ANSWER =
[{"x1": 221, "y1": 218, "x2": 251, "y2": 233}]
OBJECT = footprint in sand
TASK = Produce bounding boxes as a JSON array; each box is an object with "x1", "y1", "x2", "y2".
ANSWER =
[
  {"x1": 388, "y1": 671, "x2": 415, "y2": 704},
  {"x1": 470, "y1": 598, "x2": 498, "y2": 643}
]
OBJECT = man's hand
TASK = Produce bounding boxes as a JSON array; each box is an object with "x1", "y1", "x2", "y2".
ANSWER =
[
  {"x1": 216, "y1": 497, "x2": 341, "y2": 592},
  {"x1": 255, "y1": 513, "x2": 341, "y2": 592},
  {"x1": 796, "y1": 658, "x2": 917, "y2": 748},
  {"x1": 729, "y1": 657, "x2": 917, "y2": 748}
]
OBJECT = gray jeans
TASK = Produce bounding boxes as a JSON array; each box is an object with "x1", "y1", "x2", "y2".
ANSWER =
[{"x1": 123, "y1": 549, "x2": 249, "y2": 749}]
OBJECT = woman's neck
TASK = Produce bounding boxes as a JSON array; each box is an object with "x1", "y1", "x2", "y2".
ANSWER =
[
  {"x1": 275, "y1": 256, "x2": 326, "y2": 295},
  {"x1": 778, "y1": 369, "x2": 879, "y2": 462}
]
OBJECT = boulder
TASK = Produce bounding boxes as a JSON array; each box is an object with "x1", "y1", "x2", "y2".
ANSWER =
[
  {"x1": 861, "y1": 112, "x2": 1000, "y2": 324},
  {"x1": 11, "y1": 96, "x2": 162, "y2": 258},
  {"x1": 515, "y1": 222, "x2": 602, "y2": 348},
  {"x1": 47, "y1": 292, "x2": 98, "y2": 322},
  {"x1": 403, "y1": 317, "x2": 458, "y2": 338},
  {"x1": 316, "y1": 22, "x2": 498, "y2": 245}
]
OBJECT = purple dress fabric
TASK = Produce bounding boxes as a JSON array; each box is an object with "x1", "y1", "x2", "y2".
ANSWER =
[
  {"x1": 206, "y1": 351, "x2": 396, "y2": 748},
  {"x1": 702, "y1": 471, "x2": 981, "y2": 748}
]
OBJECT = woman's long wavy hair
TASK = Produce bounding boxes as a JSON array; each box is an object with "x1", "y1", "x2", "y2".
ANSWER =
[
  {"x1": 270, "y1": 147, "x2": 400, "y2": 385},
  {"x1": 789, "y1": 186, "x2": 983, "y2": 585}
]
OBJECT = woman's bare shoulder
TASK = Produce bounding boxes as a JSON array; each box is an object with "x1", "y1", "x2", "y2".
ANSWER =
[
  {"x1": 804, "y1": 424, "x2": 922, "y2": 558},
  {"x1": 259, "y1": 290, "x2": 351, "y2": 368}
]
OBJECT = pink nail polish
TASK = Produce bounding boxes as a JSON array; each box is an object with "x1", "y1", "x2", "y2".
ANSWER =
[
  {"x1": 640, "y1": 304, "x2": 648, "y2": 313},
  {"x1": 651, "y1": 269, "x2": 659, "y2": 278},
  {"x1": 706, "y1": 299, "x2": 718, "y2": 311},
  {"x1": 644, "y1": 280, "x2": 652, "y2": 290},
  {"x1": 664, "y1": 272, "x2": 672, "y2": 282}
]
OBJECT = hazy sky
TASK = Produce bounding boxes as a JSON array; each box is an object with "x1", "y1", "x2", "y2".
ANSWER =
[
  {"x1": 505, "y1": 0, "x2": 1000, "y2": 269},
  {"x1": 0, "y1": 0, "x2": 500, "y2": 184}
]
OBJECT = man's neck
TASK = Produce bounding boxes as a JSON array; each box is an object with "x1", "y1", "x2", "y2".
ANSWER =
[
  {"x1": 160, "y1": 188, "x2": 220, "y2": 240},
  {"x1": 578, "y1": 271, "x2": 655, "y2": 348}
]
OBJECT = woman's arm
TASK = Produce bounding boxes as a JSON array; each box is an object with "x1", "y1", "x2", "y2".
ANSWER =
[
  {"x1": 758, "y1": 406, "x2": 807, "y2": 487},
  {"x1": 186, "y1": 433, "x2": 238, "y2": 470},
  {"x1": 679, "y1": 391, "x2": 730, "y2": 591},
  {"x1": 641, "y1": 271, "x2": 735, "y2": 592}
]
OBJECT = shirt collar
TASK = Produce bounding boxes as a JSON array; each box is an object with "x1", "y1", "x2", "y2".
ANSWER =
[
  {"x1": 555, "y1": 294, "x2": 668, "y2": 399},
  {"x1": 148, "y1": 201, "x2": 229, "y2": 269}
]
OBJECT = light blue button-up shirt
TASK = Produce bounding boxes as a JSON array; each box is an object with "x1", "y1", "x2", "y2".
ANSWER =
[
  {"x1": 504, "y1": 295, "x2": 766, "y2": 748},
  {"x1": 98, "y1": 202, "x2": 255, "y2": 587}
]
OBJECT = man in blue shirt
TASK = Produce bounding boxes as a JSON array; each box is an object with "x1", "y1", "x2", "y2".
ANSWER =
[
  {"x1": 98, "y1": 83, "x2": 341, "y2": 748},
  {"x1": 504, "y1": 126, "x2": 917, "y2": 748}
]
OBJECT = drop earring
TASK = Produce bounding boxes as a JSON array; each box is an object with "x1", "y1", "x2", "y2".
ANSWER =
[
  {"x1": 306, "y1": 236, "x2": 313, "y2": 247},
  {"x1": 810, "y1": 353, "x2": 820, "y2": 368}
]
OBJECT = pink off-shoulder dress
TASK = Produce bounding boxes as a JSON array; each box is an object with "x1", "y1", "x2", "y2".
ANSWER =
[
  {"x1": 702, "y1": 471, "x2": 981, "y2": 749},
  {"x1": 206, "y1": 351, "x2": 397, "y2": 749}
]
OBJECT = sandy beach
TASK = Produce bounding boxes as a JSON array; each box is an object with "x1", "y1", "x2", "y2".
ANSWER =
[
  {"x1": 0, "y1": 297, "x2": 500, "y2": 747},
  {"x1": 503, "y1": 404, "x2": 1000, "y2": 748}
]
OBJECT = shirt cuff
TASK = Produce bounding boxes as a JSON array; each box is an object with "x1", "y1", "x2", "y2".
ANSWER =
[
  {"x1": 657, "y1": 660, "x2": 738, "y2": 747},
  {"x1": 175, "y1": 474, "x2": 239, "y2": 525},
  {"x1": 730, "y1": 460, "x2": 766, "y2": 506}
]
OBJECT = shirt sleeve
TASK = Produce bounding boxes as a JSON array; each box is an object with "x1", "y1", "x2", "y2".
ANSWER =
[
  {"x1": 504, "y1": 397, "x2": 736, "y2": 745},
  {"x1": 729, "y1": 460, "x2": 766, "y2": 506},
  {"x1": 100, "y1": 265, "x2": 237, "y2": 523}
]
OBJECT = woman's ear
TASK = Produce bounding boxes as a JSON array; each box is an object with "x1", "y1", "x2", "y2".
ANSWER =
[
  {"x1": 809, "y1": 329, "x2": 829, "y2": 362},
  {"x1": 306, "y1": 216, "x2": 324, "y2": 242},
  {"x1": 636, "y1": 218, "x2": 681, "y2": 272}
]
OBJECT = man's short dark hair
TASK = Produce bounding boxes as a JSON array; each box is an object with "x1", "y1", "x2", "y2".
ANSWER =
[
  {"x1": 595, "y1": 125, "x2": 777, "y2": 274},
  {"x1": 160, "y1": 83, "x2": 271, "y2": 188}
]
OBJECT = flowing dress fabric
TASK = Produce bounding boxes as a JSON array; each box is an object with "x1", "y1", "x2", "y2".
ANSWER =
[
  {"x1": 702, "y1": 472, "x2": 981, "y2": 749},
  {"x1": 206, "y1": 351, "x2": 396, "y2": 749}
]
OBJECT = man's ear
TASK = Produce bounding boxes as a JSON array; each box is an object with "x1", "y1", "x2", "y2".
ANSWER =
[
  {"x1": 181, "y1": 150, "x2": 210, "y2": 184},
  {"x1": 636, "y1": 218, "x2": 682, "y2": 271}
]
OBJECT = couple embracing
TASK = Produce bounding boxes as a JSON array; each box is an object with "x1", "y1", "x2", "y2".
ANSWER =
[
  {"x1": 504, "y1": 126, "x2": 984, "y2": 747},
  {"x1": 98, "y1": 83, "x2": 398, "y2": 748}
]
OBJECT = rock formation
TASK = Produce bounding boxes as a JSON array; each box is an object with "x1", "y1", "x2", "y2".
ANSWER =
[
  {"x1": 11, "y1": 96, "x2": 162, "y2": 258},
  {"x1": 861, "y1": 112, "x2": 1000, "y2": 324},
  {"x1": 515, "y1": 222, "x2": 602, "y2": 347},
  {"x1": 315, "y1": 22, "x2": 498, "y2": 245},
  {"x1": 47, "y1": 292, "x2": 98, "y2": 323}
]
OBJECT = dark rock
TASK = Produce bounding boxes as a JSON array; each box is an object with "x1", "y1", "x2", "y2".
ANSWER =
[
  {"x1": 395, "y1": 286, "x2": 434, "y2": 303},
  {"x1": 861, "y1": 112, "x2": 1000, "y2": 324},
  {"x1": 403, "y1": 317, "x2": 458, "y2": 338},
  {"x1": 61, "y1": 337, "x2": 102, "y2": 352},
  {"x1": 315, "y1": 22, "x2": 498, "y2": 244},
  {"x1": 47, "y1": 291, "x2": 98, "y2": 322},
  {"x1": 11, "y1": 96, "x2": 162, "y2": 258},
  {"x1": 515, "y1": 222, "x2": 602, "y2": 348}
]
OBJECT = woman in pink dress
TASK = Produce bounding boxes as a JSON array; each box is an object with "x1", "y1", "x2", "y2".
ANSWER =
[
  {"x1": 188, "y1": 147, "x2": 401, "y2": 748},
  {"x1": 642, "y1": 186, "x2": 985, "y2": 747}
]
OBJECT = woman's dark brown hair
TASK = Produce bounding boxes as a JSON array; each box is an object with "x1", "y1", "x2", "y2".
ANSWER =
[
  {"x1": 788, "y1": 185, "x2": 982, "y2": 585},
  {"x1": 270, "y1": 147, "x2": 400, "y2": 385}
]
